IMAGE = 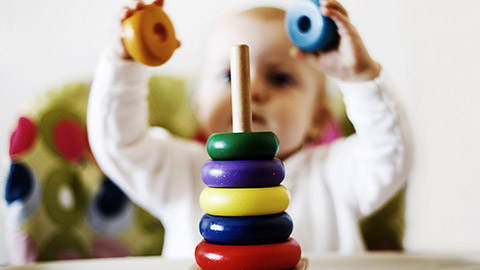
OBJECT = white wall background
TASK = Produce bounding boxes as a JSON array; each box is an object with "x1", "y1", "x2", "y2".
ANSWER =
[{"x1": 1, "y1": 0, "x2": 480, "y2": 265}]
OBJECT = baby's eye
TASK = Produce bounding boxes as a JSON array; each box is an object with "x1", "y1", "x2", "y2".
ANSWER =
[
  {"x1": 221, "y1": 71, "x2": 231, "y2": 83},
  {"x1": 268, "y1": 72, "x2": 295, "y2": 87}
]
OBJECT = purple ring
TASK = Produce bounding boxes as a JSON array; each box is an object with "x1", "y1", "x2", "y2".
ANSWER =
[{"x1": 201, "y1": 159, "x2": 285, "y2": 188}]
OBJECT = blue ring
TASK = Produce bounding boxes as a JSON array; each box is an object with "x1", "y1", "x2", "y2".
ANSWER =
[
  {"x1": 4, "y1": 162, "x2": 41, "y2": 224},
  {"x1": 5, "y1": 162, "x2": 34, "y2": 204},
  {"x1": 201, "y1": 159, "x2": 285, "y2": 188},
  {"x1": 200, "y1": 213, "x2": 293, "y2": 245},
  {"x1": 286, "y1": 0, "x2": 338, "y2": 51}
]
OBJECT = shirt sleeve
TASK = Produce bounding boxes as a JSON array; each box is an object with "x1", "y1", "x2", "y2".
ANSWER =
[
  {"x1": 87, "y1": 53, "x2": 207, "y2": 219},
  {"x1": 323, "y1": 73, "x2": 412, "y2": 218}
]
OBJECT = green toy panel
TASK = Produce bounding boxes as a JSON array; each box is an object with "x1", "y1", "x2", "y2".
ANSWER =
[{"x1": 4, "y1": 81, "x2": 169, "y2": 264}]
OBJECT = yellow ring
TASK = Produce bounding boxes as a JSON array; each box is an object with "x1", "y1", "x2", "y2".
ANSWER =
[{"x1": 200, "y1": 185, "x2": 290, "y2": 216}]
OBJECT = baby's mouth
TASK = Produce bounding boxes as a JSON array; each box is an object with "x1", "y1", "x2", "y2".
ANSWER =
[{"x1": 252, "y1": 113, "x2": 266, "y2": 125}]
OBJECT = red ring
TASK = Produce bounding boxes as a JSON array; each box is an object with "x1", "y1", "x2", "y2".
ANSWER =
[{"x1": 195, "y1": 238, "x2": 301, "y2": 270}]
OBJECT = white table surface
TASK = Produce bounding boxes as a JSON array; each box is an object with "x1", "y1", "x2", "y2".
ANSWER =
[{"x1": 1, "y1": 252, "x2": 479, "y2": 270}]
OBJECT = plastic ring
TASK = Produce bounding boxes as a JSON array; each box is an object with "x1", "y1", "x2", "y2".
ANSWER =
[
  {"x1": 201, "y1": 159, "x2": 284, "y2": 188},
  {"x1": 200, "y1": 185, "x2": 289, "y2": 216},
  {"x1": 195, "y1": 238, "x2": 301, "y2": 270},
  {"x1": 206, "y1": 132, "x2": 279, "y2": 160},
  {"x1": 44, "y1": 168, "x2": 86, "y2": 226},
  {"x1": 122, "y1": 4, "x2": 179, "y2": 66},
  {"x1": 285, "y1": 0, "x2": 338, "y2": 52},
  {"x1": 5, "y1": 162, "x2": 42, "y2": 225},
  {"x1": 40, "y1": 231, "x2": 89, "y2": 261},
  {"x1": 199, "y1": 213, "x2": 293, "y2": 245}
]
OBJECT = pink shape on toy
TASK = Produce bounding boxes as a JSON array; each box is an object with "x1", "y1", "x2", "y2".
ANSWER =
[
  {"x1": 53, "y1": 118, "x2": 88, "y2": 162},
  {"x1": 9, "y1": 117, "x2": 37, "y2": 159},
  {"x1": 56, "y1": 248, "x2": 83, "y2": 260},
  {"x1": 92, "y1": 237, "x2": 131, "y2": 258}
]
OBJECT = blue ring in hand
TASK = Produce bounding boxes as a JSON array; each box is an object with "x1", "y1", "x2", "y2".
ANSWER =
[
  {"x1": 286, "y1": 0, "x2": 338, "y2": 52},
  {"x1": 199, "y1": 213, "x2": 293, "y2": 245},
  {"x1": 201, "y1": 159, "x2": 285, "y2": 188}
]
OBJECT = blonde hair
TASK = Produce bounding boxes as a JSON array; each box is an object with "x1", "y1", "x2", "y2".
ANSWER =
[
  {"x1": 209, "y1": 7, "x2": 286, "y2": 42},
  {"x1": 234, "y1": 7, "x2": 286, "y2": 22},
  {"x1": 305, "y1": 72, "x2": 333, "y2": 144}
]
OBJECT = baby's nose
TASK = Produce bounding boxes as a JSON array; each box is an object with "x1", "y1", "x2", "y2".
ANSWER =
[{"x1": 250, "y1": 77, "x2": 268, "y2": 103}]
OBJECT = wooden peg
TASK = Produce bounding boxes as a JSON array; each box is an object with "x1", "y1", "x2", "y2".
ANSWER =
[{"x1": 230, "y1": 44, "x2": 252, "y2": 133}]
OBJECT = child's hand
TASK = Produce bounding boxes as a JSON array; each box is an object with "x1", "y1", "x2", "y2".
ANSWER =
[
  {"x1": 290, "y1": 0, "x2": 381, "y2": 82},
  {"x1": 107, "y1": 0, "x2": 164, "y2": 60}
]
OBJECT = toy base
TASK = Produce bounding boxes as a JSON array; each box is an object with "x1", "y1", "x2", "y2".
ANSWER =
[{"x1": 189, "y1": 257, "x2": 308, "y2": 270}]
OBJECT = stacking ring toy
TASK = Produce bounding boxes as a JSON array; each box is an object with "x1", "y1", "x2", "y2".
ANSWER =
[
  {"x1": 199, "y1": 213, "x2": 293, "y2": 245},
  {"x1": 206, "y1": 132, "x2": 279, "y2": 160},
  {"x1": 201, "y1": 159, "x2": 284, "y2": 188},
  {"x1": 195, "y1": 238, "x2": 301, "y2": 270},
  {"x1": 200, "y1": 185, "x2": 289, "y2": 216},
  {"x1": 122, "y1": 4, "x2": 180, "y2": 66},
  {"x1": 285, "y1": 0, "x2": 338, "y2": 52}
]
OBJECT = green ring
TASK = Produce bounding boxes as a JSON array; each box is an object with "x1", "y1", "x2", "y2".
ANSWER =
[
  {"x1": 206, "y1": 132, "x2": 279, "y2": 160},
  {"x1": 44, "y1": 168, "x2": 86, "y2": 226},
  {"x1": 39, "y1": 231, "x2": 89, "y2": 261}
]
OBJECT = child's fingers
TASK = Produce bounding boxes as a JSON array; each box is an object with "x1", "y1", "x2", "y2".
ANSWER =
[
  {"x1": 321, "y1": 7, "x2": 354, "y2": 37},
  {"x1": 320, "y1": 0, "x2": 348, "y2": 18},
  {"x1": 134, "y1": 0, "x2": 145, "y2": 10},
  {"x1": 153, "y1": 0, "x2": 164, "y2": 6},
  {"x1": 121, "y1": 0, "x2": 145, "y2": 21},
  {"x1": 122, "y1": 7, "x2": 135, "y2": 21},
  {"x1": 109, "y1": 6, "x2": 134, "y2": 59},
  {"x1": 123, "y1": 0, "x2": 143, "y2": 10}
]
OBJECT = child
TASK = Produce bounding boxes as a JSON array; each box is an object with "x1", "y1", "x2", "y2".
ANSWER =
[{"x1": 87, "y1": 0, "x2": 409, "y2": 258}]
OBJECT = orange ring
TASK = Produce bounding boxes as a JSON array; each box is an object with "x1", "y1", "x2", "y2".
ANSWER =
[{"x1": 122, "y1": 4, "x2": 180, "y2": 66}]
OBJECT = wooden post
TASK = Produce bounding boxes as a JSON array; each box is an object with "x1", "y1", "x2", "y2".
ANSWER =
[{"x1": 230, "y1": 44, "x2": 252, "y2": 133}]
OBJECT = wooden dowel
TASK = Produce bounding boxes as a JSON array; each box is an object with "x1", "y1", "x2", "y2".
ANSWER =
[{"x1": 230, "y1": 44, "x2": 252, "y2": 133}]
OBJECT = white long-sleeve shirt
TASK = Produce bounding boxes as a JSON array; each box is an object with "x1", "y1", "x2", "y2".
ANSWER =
[{"x1": 87, "y1": 53, "x2": 409, "y2": 258}]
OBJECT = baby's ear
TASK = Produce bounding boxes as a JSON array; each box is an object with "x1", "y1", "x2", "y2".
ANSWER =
[
  {"x1": 192, "y1": 91, "x2": 202, "y2": 114},
  {"x1": 193, "y1": 100, "x2": 201, "y2": 115},
  {"x1": 305, "y1": 119, "x2": 323, "y2": 144},
  {"x1": 192, "y1": 93, "x2": 208, "y2": 127},
  {"x1": 305, "y1": 101, "x2": 333, "y2": 145}
]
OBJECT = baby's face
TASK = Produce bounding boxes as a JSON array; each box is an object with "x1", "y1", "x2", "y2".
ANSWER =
[{"x1": 196, "y1": 14, "x2": 324, "y2": 159}]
